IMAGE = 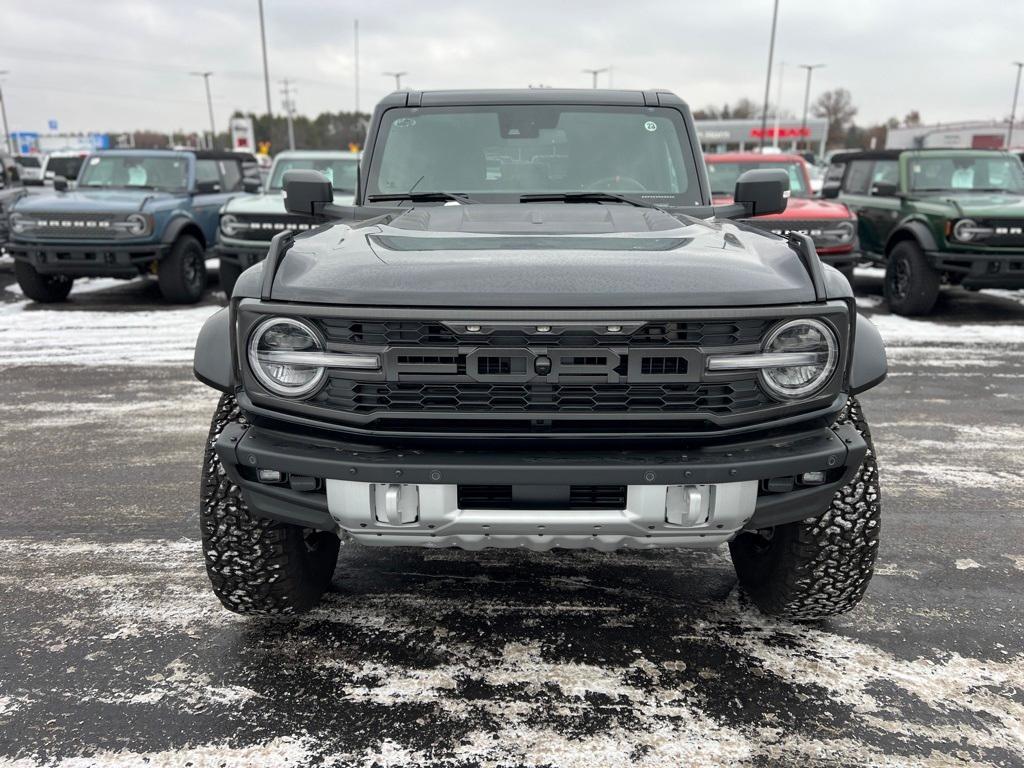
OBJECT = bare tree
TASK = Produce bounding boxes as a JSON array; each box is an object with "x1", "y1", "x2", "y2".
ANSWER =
[{"x1": 812, "y1": 88, "x2": 858, "y2": 146}]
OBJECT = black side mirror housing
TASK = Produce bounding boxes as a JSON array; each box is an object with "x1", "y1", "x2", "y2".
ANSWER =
[
  {"x1": 243, "y1": 177, "x2": 262, "y2": 194},
  {"x1": 733, "y1": 168, "x2": 789, "y2": 216},
  {"x1": 820, "y1": 183, "x2": 840, "y2": 199},
  {"x1": 53, "y1": 176, "x2": 69, "y2": 192},
  {"x1": 196, "y1": 180, "x2": 222, "y2": 194},
  {"x1": 283, "y1": 169, "x2": 333, "y2": 215}
]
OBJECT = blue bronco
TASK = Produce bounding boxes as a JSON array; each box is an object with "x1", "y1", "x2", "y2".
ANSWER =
[{"x1": 5, "y1": 149, "x2": 257, "y2": 303}]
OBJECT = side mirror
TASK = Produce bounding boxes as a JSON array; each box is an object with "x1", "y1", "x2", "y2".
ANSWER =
[
  {"x1": 820, "y1": 184, "x2": 840, "y2": 199},
  {"x1": 870, "y1": 181, "x2": 898, "y2": 197},
  {"x1": 283, "y1": 169, "x2": 333, "y2": 215},
  {"x1": 734, "y1": 168, "x2": 789, "y2": 216},
  {"x1": 53, "y1": 176, "x2": 69, "y2": 192},
  {"x1": 243, "y1": 177, "x2": 262, "y2": 193},
  {"x1": 196, "y1": 180, "x2": 222, "y2": 194}
]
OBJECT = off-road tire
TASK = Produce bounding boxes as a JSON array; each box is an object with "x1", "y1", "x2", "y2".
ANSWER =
[
  {"x1": 729, "y1": 396, "x2": 881, "y2": 621},
  {"x1": 158, "y1": 234, "x2": 207, "y2": 304},
  {"x1": 884, "y1": 240, "x2": 940, "y2": 316},
  {"x1": 218, "y1": 260, "x2": 243, "y2": 298},
  {"x1": 199, "y1": 393, "x2": 340, "y2": 615},
  {"x1": 14, "y1": 260, "x2": 73, "y2": 303}
]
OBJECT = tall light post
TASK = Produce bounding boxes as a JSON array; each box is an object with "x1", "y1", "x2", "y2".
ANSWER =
[
  {"x1": 798, "y1": 63, "x2": 825, "y2": 152},
  {"x1": 384, "y1": 71, "x2": 407, "y2": 91},
  {"x1": 583, "y1": 67, "x2": 609, "y2": 89},
  {"x1": 758, "y1": 0, "x2": 780, "y2": 150},
  {"x1": 771, "y1": 61, "x2": 786, "y2": 149},
  {"x1": 354, "y1": 19, "x2": 360, "y2": 114},
  {"x1": 0, "y1": 71, "x2": 13, "y2": 155},
  {"x1": 257, "y1": 0, "x2": 273, "y2": 117},
  {"x1": 190, "y1": 71, "x2": 217, "y2": 149},
  {"x1": 280, "y1": 79, "x2": 296, "y2": 150},
  {"x1": 1008, "y1": 61, "x2": 1024, "y2": 148}
]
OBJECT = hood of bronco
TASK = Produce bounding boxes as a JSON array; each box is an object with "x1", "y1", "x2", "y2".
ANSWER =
[{"x1": 266, "y1": 203, "x2": 818, "y2": 307}]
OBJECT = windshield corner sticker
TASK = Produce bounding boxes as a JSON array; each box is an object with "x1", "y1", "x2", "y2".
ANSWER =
[
  {"x1": 89, "y1": 157, "x2": 100, "y2": 165},
  {"x1": 644, "y1": 121, "x2": 658, "y2": 132},
  {"x1": 394, "y1": 118, "x2": 416, "y2": 128}
]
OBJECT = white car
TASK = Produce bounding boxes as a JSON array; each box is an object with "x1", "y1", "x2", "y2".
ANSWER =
[
  {"x1": 14, "y1": 155, "x2": 44, "y2": 185},
  {"x1": 42, "y1": 151, "x2": 89, "y2": 186}
]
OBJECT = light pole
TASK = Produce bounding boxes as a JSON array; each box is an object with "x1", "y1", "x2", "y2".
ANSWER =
[
  {"x1": 280, "y1": 79, "x2": 296, "y2": 150},
  {"x1": 1009, "y1": 61, "x2": 1024, "y2": 148},
  {"x1": 384, "y1": 71, "x2": 407, "y2": 91},
  {"x1": 190, "y1": 71, "x2": 217, "y2": 149},
  {"x1": 0, "y1": 71, "x2": 12, "y2": 155},
  {"x1": 798, "y1": 63, "x2": 825, "y2": 152},
  {"x1": 354, "y1": 19, "x2": 360, "y2": 114},
  {"x1": 583, "y1": 67, "x2": 609, "y2": 89},
  {"x1": 257, "y1": 0, "x2": 273, "y2": 117},
  {"x1": 758, "y1": 0, "x2": 780, "y2": 150},
  {"x1": 772, "y1": 61, "x2": 786, "y2": 149}
]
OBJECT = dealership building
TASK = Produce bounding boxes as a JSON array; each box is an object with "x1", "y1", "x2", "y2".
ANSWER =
[
  {"x1": 694, "y1": 118, "x2": 829, "y2": 157},
  {"x1": 884, "y1": 121, "x2": 1018, "y2": 150}
]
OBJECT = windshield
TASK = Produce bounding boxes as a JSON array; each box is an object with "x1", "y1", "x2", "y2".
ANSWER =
[
  {"x1": 45, "y1": 156, "x2": 86, "y2": 179},
  {"x1": 908, "y1": 154, "x2": 1024, "y2": 193},
  {"x1": 366, "y1": 105, "x2": 703, "y2": 204},
  {"x1": 78, "y1": 155, "x2": 188, "y2": 191},
  {"x1": 707, "y1": 160, "x2": 809, "y2": 198},
  {"x1": 16, "y1": 156, "x2": 41, "y2": 168},
  {"x1": 270, "y1": 156, "x2": 359, "y2": 191}
]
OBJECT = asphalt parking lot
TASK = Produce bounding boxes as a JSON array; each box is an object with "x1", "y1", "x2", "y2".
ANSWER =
[{"x1": 0, "y1": 264, "x2": 1022, "y2": 767}]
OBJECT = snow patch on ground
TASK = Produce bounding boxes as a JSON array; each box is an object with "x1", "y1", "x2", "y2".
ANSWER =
[{"x1": 955, "y1": 559, "x2": 982, "y2": 570}]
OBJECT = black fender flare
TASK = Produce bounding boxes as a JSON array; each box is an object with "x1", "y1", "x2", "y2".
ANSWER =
[
  {"x1": 884, "y1": 219, "x2": 938, "y2": 255},
  {"x1": 161, "y1": 215, "x2": 207, "y2": 249},
  {"x1": 849, "y1": 314, "x2": 887, "y2": 394},
  {"x1": 194, "y1": 307, "x2": 235, "y2": 392}
]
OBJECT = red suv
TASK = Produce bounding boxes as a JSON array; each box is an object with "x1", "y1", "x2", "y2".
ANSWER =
[{"x1": 706, "y1": 153, "x2": 860, "y2": 283}]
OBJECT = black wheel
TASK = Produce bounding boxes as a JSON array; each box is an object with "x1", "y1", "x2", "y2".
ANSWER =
[
  {"x1": 839, "y1": 264, "x2": 856, "y2": 288},
  {"x1": 199, "y1": 393, "x2": 340, "y2": 615},
  {"x1": 729, "y1": 396, "x2": 881, "y2": 621},
  {"x1": 884, "y1": 240, "x2": 940, "y2": 316},
  {"x1": 218, "y1": 260, "x2": 243, "y2": 297},
  {"x1": 157, "y1": 234, "x2": 207, "y2": 303},
  {"x1": 14, "y1": 260, "x2": 73, "y2": 303}
]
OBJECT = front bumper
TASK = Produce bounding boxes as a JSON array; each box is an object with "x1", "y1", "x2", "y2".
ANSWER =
[
  {"x1": 213, "y1": 241, "x2": 270, "y2": 269},
  {"x1": 925, "y1": 249, "x2": 1024, "y2": 289},
  {"x1": 6, "y1": 241, "x2": 170, "y2": 277},
  {"x1": 215, "y1": 418, "x2": 867, "y2": 550}
]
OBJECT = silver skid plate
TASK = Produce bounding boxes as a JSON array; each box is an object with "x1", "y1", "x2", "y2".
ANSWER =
[{"x1": 325, "y1": 480, "x2": 758, "y2": 551}]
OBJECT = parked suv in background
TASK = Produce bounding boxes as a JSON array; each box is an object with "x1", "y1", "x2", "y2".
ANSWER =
[
  {"x1": 215, "y1": 150, "x2": 360, "y2": 296},
  {"x1": 707, "y1": 153, "x2": 860, "y2": 283},
  {"x1": 823, "y1": 149, "x2": 1024, "y2": 314},
  {"x1": 194, "y1": 89, "x2": 887, "y2": 621},
  {"x1": 5, "y1": 149, "x2": 257, "y2": 303},
  {"x1": 42, "y1": 151, "x2": 90, "y2": 187},
  {"x1": 14, "y1": 154, "x2": 44, "y2": 185}
]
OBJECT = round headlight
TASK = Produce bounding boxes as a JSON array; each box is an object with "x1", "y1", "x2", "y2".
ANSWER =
[
  {"x1": 832, "y1": 220, "x2": 855, "y2": 242},
  {"x1": 125, "y1": 213, "x2": 149, "y2": 236},
  {"x1": 247, "y1": 317, "x2": 327, "y2": 398},
  {"x1": 952, "y1": 218, "x2": 993, "y2": 242},
  {"x1": 9, "y1": 213, "x2": 28, "y2": 234},
  {"x1": 760, "y1": 319, "x2": 838, "y2": 400},
  {"x1": 220, "y1": 213, "x2": 240, "y2": 237}
]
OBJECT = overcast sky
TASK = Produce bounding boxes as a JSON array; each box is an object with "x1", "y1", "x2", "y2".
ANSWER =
[{"x1": 2, "y1": 0, "x2": 1022, "y2": 136}]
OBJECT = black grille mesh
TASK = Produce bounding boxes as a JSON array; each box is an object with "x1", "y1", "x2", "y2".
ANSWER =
[{"x1": 317, "y1": 378, "x2": 768, "y2": 415}]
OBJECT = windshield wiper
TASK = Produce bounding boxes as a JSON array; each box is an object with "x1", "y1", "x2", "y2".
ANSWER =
[
  {"x1": 367, "y1": 191, "x2": 477, "y2": 204},
  {"x1": 519, "y1": 191, "x2": 663, "y2": 210}
]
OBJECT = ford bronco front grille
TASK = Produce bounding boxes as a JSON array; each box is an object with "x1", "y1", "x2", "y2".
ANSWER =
[
  {"x1": 230, "y1": 214, "x2": 321, "y2": 241},
  {"x1": 240, "y1": 306, "x2": 850, "y2": 436},
  {"x1": 317, "y1": 379, "x2": 768, "y2": 415}
]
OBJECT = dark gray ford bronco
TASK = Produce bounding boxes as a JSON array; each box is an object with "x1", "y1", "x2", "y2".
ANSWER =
[{"x1": 194, "y1": 89, "x2": 887, "y2": 620}]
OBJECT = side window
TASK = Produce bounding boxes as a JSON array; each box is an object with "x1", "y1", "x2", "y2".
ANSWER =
[
  {"x1": 843, "y1": 160, "x2": 875, "y2": 195},
  {"x1": 220, "y1": 160, "x2": 242, "y2": 192},
  {"x1": 195, "y1": 159, "x2": 222, "y2": 190},
  {"x1": 871, "y1": 160, "x2": 899, "y2": 187}
]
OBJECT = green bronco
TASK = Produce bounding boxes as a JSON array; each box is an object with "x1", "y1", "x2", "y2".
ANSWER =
[{"x1": 823, "y1": 149, "x2": 1024, "y2": 315}]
